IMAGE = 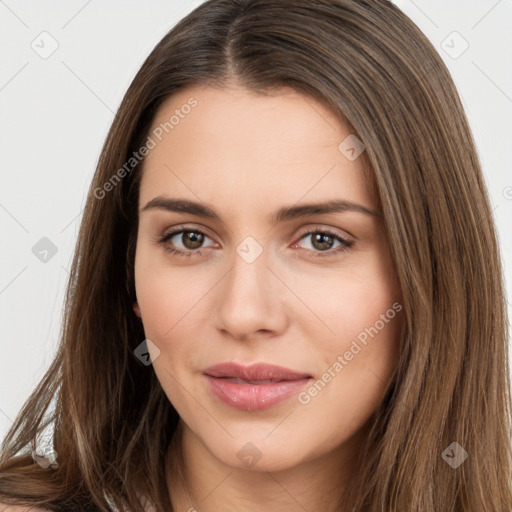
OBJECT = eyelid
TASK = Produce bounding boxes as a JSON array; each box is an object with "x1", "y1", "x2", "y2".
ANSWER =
[
  {"x1": 159, "y1": 222, "x2": 353, "y2": 240},
  {"x1": 291, "y1": 226, "x2": 354, "y2": 256},
  {"x1": 155, "y1": 224, "x2": 357, "y2": 247},
  {"x1": 294, "y1": 224, "x2": 354, "y2": 243},
  {"x1": 159, "y1": 223, "x2": 216, "y2": 241},
  {"x1": 155, "y1": 223, "x2": 356, "y2": 258},
  {"x1": 156, "y1": 224, "x2": 218, "y2": 248}
]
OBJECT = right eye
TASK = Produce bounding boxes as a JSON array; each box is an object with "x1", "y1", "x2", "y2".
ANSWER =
[{"x1": 157, "y1": 227, "x2": 218, "y2": 258}]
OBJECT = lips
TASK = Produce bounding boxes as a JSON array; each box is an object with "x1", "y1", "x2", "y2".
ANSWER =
[
  {"x1": 203, "y1": 362, "x2": 313, "y2": 411},
  {"x1": 203, "y1": 362, "x2": 311, "y2": 382}
]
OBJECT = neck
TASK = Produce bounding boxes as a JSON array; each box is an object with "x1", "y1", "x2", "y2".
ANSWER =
[{"x1": 166, "y1": 419, "x2": 368, "y2": 512}]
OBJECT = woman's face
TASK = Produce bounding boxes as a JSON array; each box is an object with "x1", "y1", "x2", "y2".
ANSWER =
[{"x1": 133, "y1": 83, "x2": 403, "y2": 472}]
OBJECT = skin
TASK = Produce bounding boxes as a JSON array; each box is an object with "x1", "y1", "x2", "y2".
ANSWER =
[{"x1": 132, "y1": 83, "x2": 403, "y2": 512}]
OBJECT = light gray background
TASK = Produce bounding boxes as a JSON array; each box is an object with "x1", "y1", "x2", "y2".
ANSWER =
[{"x1": 1, "y1": 0, "x2": 511, "y2": 443}]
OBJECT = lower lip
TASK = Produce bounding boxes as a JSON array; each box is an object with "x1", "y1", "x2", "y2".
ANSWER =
[{"x1": 204, "y1": 375, "x2": 312, "y2": 411}]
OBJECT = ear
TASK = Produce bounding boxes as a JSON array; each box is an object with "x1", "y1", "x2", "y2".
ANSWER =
[{"x1": 133, "y1": 301, "x2": 142, "y2": 318}]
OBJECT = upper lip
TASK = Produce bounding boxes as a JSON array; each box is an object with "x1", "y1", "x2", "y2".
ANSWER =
[{"x1": 204, "y1": 362, "x2": 312, "y2": 381}]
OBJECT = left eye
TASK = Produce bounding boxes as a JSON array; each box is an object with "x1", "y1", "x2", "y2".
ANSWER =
[{"x1": 295, "y1": 229, "x2": 353, "y2": 256}]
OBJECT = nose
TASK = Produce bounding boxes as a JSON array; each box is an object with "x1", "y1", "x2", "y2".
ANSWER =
[{"x1": 213, "y1": 245, "x2": 289, "y2": 341}]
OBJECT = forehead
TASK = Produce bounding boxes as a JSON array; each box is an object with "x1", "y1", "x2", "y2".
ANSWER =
[
  {"x1": 139, "y1": 84, "x2": 377, "y2": 217},
  {"x1": 147, "y1": 83, "x2": 346, "y2": 157}
]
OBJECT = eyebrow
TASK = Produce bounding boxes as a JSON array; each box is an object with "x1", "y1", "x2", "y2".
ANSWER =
[{"x1": 141, "y1": 196, "x2": 380, "y2": 222}]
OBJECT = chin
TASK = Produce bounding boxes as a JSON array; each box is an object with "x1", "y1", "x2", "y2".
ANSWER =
[{"x1": 205, "y1": 435, "x2": 306, "y2": 473}]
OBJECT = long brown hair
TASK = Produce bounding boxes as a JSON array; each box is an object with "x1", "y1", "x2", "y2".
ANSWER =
[{"x1": 1, "y1": 0, "x2": 511, "y2": 510}]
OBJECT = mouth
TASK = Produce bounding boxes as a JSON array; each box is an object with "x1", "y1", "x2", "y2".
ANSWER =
[
  {"x1": 203, "y1": 361, "x2": 312, "y2": 381},
  {"x1": 214, "y1": 377, "x2": 294, "y2": 384},
  {"x1": 203, "y1": 362, "x2": 313, "y2": 411}
]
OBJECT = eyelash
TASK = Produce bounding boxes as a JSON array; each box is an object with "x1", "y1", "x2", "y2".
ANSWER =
[{"x1": 155, "y1": 226, "x2": 354, "y2": 259}]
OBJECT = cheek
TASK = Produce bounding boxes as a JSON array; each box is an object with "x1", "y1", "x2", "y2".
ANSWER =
[
  {"x1": 296, "y1": 294, "x2": 402, "y2": 442},
  {"x1": 290, "y1": 252, "x2": 402, "y2": 412},
  {"x1": 289, "y1": 257, "x2": 401, "y2": 355},
  {"x1": 133, "y1": 258, "x2": 210, "y2": 406},
  {"x1": 133, "y1": 254, "x2": 218, "y2": 405},
  {"x1": 134, "y1": 250, "x2": 213, "y2": 341}
]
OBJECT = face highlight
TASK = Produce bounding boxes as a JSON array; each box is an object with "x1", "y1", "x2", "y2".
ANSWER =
[{"x1": 132, "y1": 83, "x2": 403, "y2": 476}]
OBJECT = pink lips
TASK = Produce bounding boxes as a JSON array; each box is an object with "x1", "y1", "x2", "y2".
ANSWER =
[{"x1": 203, "y1": 362, "x2": 312, "y2": 411}]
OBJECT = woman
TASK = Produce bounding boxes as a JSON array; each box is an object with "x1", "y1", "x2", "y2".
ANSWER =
[{"x1": 1, "y1": 0, "x2": 511, "y2": 511}]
